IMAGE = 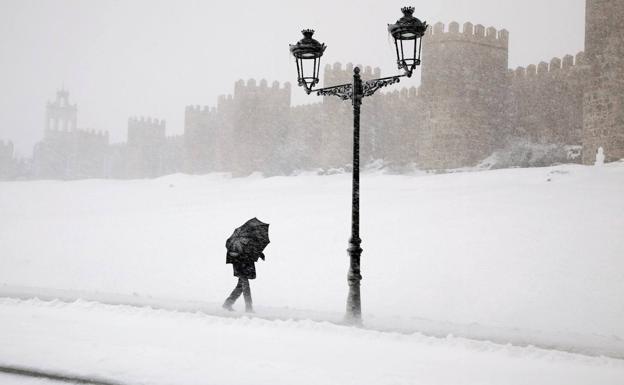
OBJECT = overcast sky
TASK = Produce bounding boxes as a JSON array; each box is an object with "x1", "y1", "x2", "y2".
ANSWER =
[{"x1": 0, "y1": 0, "x2": 585, "y2": 156}]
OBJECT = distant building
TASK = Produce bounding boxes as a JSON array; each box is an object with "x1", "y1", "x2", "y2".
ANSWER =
[{"x1": 33, "y1": 90, "x2": 109, "y2": 179}]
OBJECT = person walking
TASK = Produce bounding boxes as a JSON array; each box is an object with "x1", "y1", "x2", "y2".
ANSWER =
[
  {"x1": 222, "y1": 218, "x2": 270, "y2": 313},
  {"x1": 223, "y1": 247, "x2": 262, "y2": 312}
]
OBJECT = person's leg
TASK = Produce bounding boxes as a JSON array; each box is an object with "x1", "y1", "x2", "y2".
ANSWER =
[
  {"x1": 223, "y1": 278, "x2": 243, "y2": 310},
  {"x1": 241, "y1": 278, "x2": 253, "y2": 312}
]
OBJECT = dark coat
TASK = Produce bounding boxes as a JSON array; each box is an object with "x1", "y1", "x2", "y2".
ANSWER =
[
  {"x1": 226, "y1": 250, "x2": 263, "y2": 280},
  {"x1": 232, "y1": 260, "x2": 256, "y2": 280}
]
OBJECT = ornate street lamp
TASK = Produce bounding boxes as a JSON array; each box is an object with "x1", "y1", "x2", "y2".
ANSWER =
[
  {"x1": 388, "y1": 6, "x2": 428, "y2": 77},
  {"x1": 290, "y1": 29, "x2": 327, "y2": 94},
  {"x1": 289, "y1": 7, "x2": 427, "y2": 325}
]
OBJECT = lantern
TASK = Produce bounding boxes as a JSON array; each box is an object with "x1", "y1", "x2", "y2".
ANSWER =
[
  {"x1": 289, "y1": 29, "x2": 327, "y2": 94},
  {"x1": 388, "y1": 7, "x2": 428, "y2": 77}
]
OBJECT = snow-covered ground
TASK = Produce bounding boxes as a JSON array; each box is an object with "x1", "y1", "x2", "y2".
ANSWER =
[
  {"x1": 1, "y1": 298, "x2": 624, "y2": 385},
  {"x1": 1, "y1": 163, "x2": 624, "y2": 366}
]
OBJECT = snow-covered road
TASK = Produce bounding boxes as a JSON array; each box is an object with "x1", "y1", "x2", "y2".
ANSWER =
[{"x1": 1, "y1": 298, "x2": 623, "y2": 385}]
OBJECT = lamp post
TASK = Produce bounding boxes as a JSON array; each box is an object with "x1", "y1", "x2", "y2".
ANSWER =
[{"x1": 289, "y1": 7, "x2": 427, "y2": 325}]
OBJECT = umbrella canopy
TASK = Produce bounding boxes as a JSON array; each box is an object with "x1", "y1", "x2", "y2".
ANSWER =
[{"x1": 225, "y1": 218, "x2": 270, "y2": 264}]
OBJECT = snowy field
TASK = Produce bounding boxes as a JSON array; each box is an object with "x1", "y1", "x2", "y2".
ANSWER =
[{"x1": 1, "y1": 162, "x2": 624, "y2": 379}]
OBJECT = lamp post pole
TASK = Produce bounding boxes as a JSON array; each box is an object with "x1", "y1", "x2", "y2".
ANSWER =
[
  {"x1": 316, "y1": 71, "x2": 406, "y2": 324},
  {"x1": 347, "y1": 68, "x2": 363, "y2": 322},
  {"x1": 289, "y1": 7, "x2": 427, "y2": 325}
]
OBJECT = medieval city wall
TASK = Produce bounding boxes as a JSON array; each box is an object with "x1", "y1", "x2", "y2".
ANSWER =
[
  {"x1": 509, "y1": 53, "x2": 587, "y2": 147},
  {"x1": 6, "y1": 0, "x2": 622, "y2": 180}
]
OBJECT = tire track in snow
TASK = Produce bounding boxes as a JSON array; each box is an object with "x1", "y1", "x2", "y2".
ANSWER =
[{"x1": 0, "y1": 365, "x2": 126, "y2": 385}]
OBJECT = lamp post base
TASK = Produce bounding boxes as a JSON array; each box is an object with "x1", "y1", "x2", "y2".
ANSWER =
[{"x1": 345, "y1": 237, "x2": 363, "y2": 325}]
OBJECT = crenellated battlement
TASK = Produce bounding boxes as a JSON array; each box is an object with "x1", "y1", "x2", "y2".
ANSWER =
[
  {"x1": 217, "y1": 94, "x2": 235, "y2": 110},
  {"x1": 128, "y1": 116, "x2": 166, "y2": 128},
  {"x1": 127, "y1": 116, "x2": 166, "y2": 146},
  {"x1": 233, "y1": 78, "x2": 291, "y2": 98},
  {"x1": 324, "y1": 62, "x2": 382, "y2": 78},
  {"x1": 185, "y1": 105, "x2": 216, "y2": 114},
  {"x1": 511, "y1": 51, "x2": 587, "y2": 82},
  {"x1": 380, "y1": 86, "x2": 420, "y2": 101},
  {"x1": 323, "y1": 62, "x2": 381, "y2": 88},
  {"x1": 424, "y1": 21, "x2": 509, "y2": 50}
]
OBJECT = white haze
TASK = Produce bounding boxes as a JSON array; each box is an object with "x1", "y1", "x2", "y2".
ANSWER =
[{"x1": 0, "y1": 0, "x2": 584, "y2": 156}]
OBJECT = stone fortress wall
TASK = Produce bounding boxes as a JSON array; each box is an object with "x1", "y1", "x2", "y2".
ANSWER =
[
  {"x1": 2, "y1": 0, "x2": 621, "y2": 179},
  {"x1": 185, "y1": 0, "x2": 624, "y2": 175},
  {"x1": 184, "y1": 16, "x2": 598, "y2": 174}
]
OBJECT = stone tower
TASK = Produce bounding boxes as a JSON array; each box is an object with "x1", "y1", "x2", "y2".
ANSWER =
[
  {"x1": 419, "y1": 22, "x2": 509, "y2": 169},
  {"x1": 45, "y1": 89, "x2": 77, "y2": 133},
  {"x1": 582, "y1": 0, "x2": 624, "y2": 164}
]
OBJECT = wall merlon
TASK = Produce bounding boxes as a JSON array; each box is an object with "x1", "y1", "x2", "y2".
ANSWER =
[
  {"x1": 433, "y1": 22, "x2": 445, "y2": 34},
  {"x1": 474, "y1": 24, "x2": 485, "y2": 37},
  {"x1": 260, "y1": 79, "x2": 268, "y2": 88},
  {"x1": 550, "y1": 57, "x2": 562, "y2": 71},
  {"x1": 537, "y1": 61, "x2": 549, "y2": 74},
  {"x1": 498, "y1": 29, "x2": 509, "y2": 42},
  {"x1": 486, "y1": 27, "x2": 497, "y2": 39},
  {"x1": 463, "y1": 22, "x2": 474, "y2": 35},
  {"x1": 448, "y1": 21, "x2": 460, "y2": 34},
  {"x1": 235, "y1": 79, "x2": 245, "y2": 94},
  {"x1": 563, "y1": 54, "x2": 575, "y2": 69},
  {"x1": 527, "y1": 64, "x2": 537, "y2": 76}
]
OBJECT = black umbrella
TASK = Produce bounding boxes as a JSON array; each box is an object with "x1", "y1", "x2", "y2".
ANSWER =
[{"x1": 225, "y1": 218, "x2": 270, "y2": 263}]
